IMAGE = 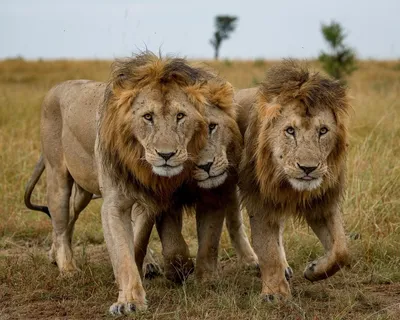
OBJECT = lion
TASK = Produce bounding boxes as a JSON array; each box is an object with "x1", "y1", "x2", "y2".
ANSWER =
[
  {"x1": 235, "y1": 60, "x2": 350, "y2": 301},
  {"x1": 132, "y1": 77, "x2": 258, "y2": 283},
  {"x1": 24, "y1": 52, "x2": 220, "y2": 315}
]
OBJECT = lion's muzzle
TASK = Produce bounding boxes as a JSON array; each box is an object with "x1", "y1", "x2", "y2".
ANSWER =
[
  {"x1": 194, "y1": 159, "x2": 228, "y2": 189},
  {"x1": 146, "y1": 148, "x2": 188, "y2": 177}
]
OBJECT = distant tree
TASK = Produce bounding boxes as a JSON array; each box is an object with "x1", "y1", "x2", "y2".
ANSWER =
[
  {"x1": 210, "y1": 15, "x2": 238, "y2": 60},
  {"x1": 319, "y1": 21, "x2": 357, "y2": 81}
]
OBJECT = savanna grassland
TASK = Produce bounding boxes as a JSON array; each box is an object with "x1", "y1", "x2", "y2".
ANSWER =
[{"x1": 0, "y1": 58, "x2": 399, "y2": 319}]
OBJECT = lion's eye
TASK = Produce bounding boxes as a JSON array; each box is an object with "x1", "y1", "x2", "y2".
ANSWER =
[
  {"x1": 209, "y1": 123, "x2": 217, "y2": 133},
  {"x1": 143, "y1": 113, "x2": 153, "y2": 122},
  {"x1": 177, "y1": 113, "x2": 185, "y2": 121},
  {"x1": 285, "y1": 126, "x2": 295, "y2": 135},
  {"x1": 320, "y1": 127, "x2": 329, "y2": 135}
]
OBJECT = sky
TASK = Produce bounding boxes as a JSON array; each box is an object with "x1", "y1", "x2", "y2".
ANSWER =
[{"x1": 1, "y1": 0, "x2": 399, "y2": 60}]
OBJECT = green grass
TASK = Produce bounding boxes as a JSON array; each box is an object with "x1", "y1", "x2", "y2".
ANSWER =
[{"x1": 0, "y1": 59, "x2": 399, "y2": 319}]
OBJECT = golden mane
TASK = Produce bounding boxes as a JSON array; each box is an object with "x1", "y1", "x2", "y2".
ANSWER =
[
  {"x1": 98, "y1": 52, "x2": 218, "y2": 200},
  {"x1": 206, "y1": 77, "x2": 242, "y2": 171},
  {"x1": 241, "y1": 60, "x2": 350, "y2": 209},
  {"x1": 207, "y1": 78, "x2": 237, "y2": 119},
  {"x1": 110, "y1": 52, "x2": 214, "y2": 111}
]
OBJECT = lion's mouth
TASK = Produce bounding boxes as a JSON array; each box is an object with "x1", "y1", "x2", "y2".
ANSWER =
[
  {"x1": 197, "y1": 171, "x2": 228, "y2": 189},
  {"x1": 197, "y1": 170, "x2": 227, "y2": 182},
  {"x1": 297, "y1": 176, "x2": 316, "y2": 181},
  {"x1": 162, "y1": 164, "x2": 177, "y2": 168},
  {"x1": 152, "y1": 164, "x2": 184, "y2": 177},
  {"x1": 289, "y1": 176, "x2": 323, "y2": 191}
]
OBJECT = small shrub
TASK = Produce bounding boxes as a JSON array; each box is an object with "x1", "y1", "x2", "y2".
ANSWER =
[
  {"x1": 319, "y1": 21, "x2": 357, "y2": 82},
  {"x1": 392, "y1": 62, "x2": 400, "y2": 71},
  {"x1": 251, "y1": 77, "x2": 259, "y2": 86},
  {"x1": 223, "y1": 59, "x2": 233, "y2": 67},
  {"x1": 253, "y1": 58, "x2": 265, "y2": 67}
]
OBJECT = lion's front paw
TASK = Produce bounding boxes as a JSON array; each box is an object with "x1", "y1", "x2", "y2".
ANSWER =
[
  {"x1": 304, "y1": 249, "x2": 349, "y2": 282},
  {"x1": 239, "y1": 252, "x2": 259, "y2": 268},
  {"x1": 144, "y1": 262, "x2": 163, "y2": 280},
  {"x1": 241, "y1": 257, "x2": 259, "y2": 270},
  {"x1": 304, "y1": 260, "x2": 317, "y2": 278},
  {"x1": 285, "y1": 266, "x2": 293, "y2": 281},
  {"x1": 304, "y1": 259, "x2": 330, "y2": 282},
  {"x1": 109, "y1": 301, "x2": 147, "y2": 316},
  {"x1": 260, "y1": 275, "x2": 291, "y2": 303},
  {"x1": 165, "y1": 258, "x2": 194, "y2": 284},
  {"x1": 261, "y1": 293, "x2": 289, "y2": 304},
  {"x1": 304, "y1": 254, "x2": 348, "y2": 282}
]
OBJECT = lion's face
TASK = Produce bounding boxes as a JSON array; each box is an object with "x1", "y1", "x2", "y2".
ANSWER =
[
  {"x1": 267, "y1": 103, "x2": 337, "y2": 191},
  {"x1": 193, "y1": 106, "x2": 236, "y2": 189},
  {"x1": 132, "y1": 87, "x2": 206, "y2": 177}
]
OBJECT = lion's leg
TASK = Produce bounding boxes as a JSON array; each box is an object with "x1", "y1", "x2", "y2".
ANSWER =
[
  {"x1": 46, "y1": 165, "x2": 78, "y2": 273},
  {"x1": 132, "y1": 209, "x2": 161, "y2": 279},
  {"x1": 278, "y1": 223, "x2": 293, "y2": 281},
  {"x1": 142, "y1": 248, "x2": 163, "y2": 280},
  {"x1": 65, "y1": 183, "x2": 92, "y2": 260},
  {"x1": 249, "y1": 208, "x2": 290, "y2": 300},
  {"x1": 195, "y1": 200, "x2": 225, "y2": 281},
  {"x1": 69, "y1": 183, "x2": 92, "y2": 228},
  {"x1": 304, "y1": 205, "x2": 349, "y2": 282},
  {"x1": 155, "y1": 208, "x2": 193, "y2": 283},
  {"x1": 225, "y1": 190, "x2": 258, "y2": 267},
  {"x1": 101, "y1": 195, "x2": 147, "y2": 315}
]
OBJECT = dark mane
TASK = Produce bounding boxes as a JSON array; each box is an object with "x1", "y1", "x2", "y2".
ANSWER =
[{"x1": 259, "y1": 59, "x2": 349, "y2": 115}]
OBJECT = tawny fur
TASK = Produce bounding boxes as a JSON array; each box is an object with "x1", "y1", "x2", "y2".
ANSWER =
[
  {"x1": 25, "y1": 52, "x2": 238, "y2": 315},
  {"x1": 236, "y1": 60, "x2": 350, "y2": 299},
  {"x1": 135, "y1": 75, "x2": 257, "y2": 283}
]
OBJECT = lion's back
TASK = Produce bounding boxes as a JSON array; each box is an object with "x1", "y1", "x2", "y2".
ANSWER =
[{"x1": 41, "y1": 80, "x2": 107, "y2": 195}]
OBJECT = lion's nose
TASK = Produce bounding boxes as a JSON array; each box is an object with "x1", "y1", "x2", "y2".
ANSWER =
[
  {"x1": 157, "y1": 151, "x2": 176, "y2": 161},
  {"x1": 197, "y1": 162, "x2": 213, "y2": 174},
  {"x1": 297, "y1": 163, "x2": 318, "y2": 175}
]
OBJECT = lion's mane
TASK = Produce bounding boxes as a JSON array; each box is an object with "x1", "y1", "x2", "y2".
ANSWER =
[
  {"x1": 240, "y1": 60, "x2": 350, "y2": 214},
  {"x1": 98, "y1": 52, "x2": 212, "y2": 200}
]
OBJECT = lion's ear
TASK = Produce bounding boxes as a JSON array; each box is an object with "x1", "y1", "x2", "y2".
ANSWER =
[
  {"x1": 110, "y1": 58, "x2": 135, "y2": 93},
  {"x1": 113, "y1": 73, "x2": 130, "y2": 91},
  {"x1": 110, "y1": 72, "x2": 141, "y2": 106},
  {"x1": 255, "y1": 90, "x2": 281, "y2": 122},
  {"x1": 208, "y1": 81, "x2": 235, "y2": 117},
  {"x1": 183, "y1": 83, "x2": 208, "y2": 113},
  {"x1": 256, "y1": 96, "x2": 281, "y2": 123},
  {"x1": 263, "y1": 104, "x2": 281, "y2": 120}
]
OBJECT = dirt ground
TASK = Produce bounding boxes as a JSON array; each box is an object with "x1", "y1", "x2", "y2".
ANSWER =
[{"x1": 1, "y1": 228, "x2": 399, "y2": 320}]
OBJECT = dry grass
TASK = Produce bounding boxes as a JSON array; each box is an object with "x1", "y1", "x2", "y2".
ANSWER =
[{"x1": 0, "y1": 58, "x2": 400, "y2": 319}]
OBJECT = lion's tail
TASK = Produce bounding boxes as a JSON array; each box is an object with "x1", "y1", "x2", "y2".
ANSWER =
[{"x1": 24, "y1": 154, "x2": 51, "y2": 218}]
